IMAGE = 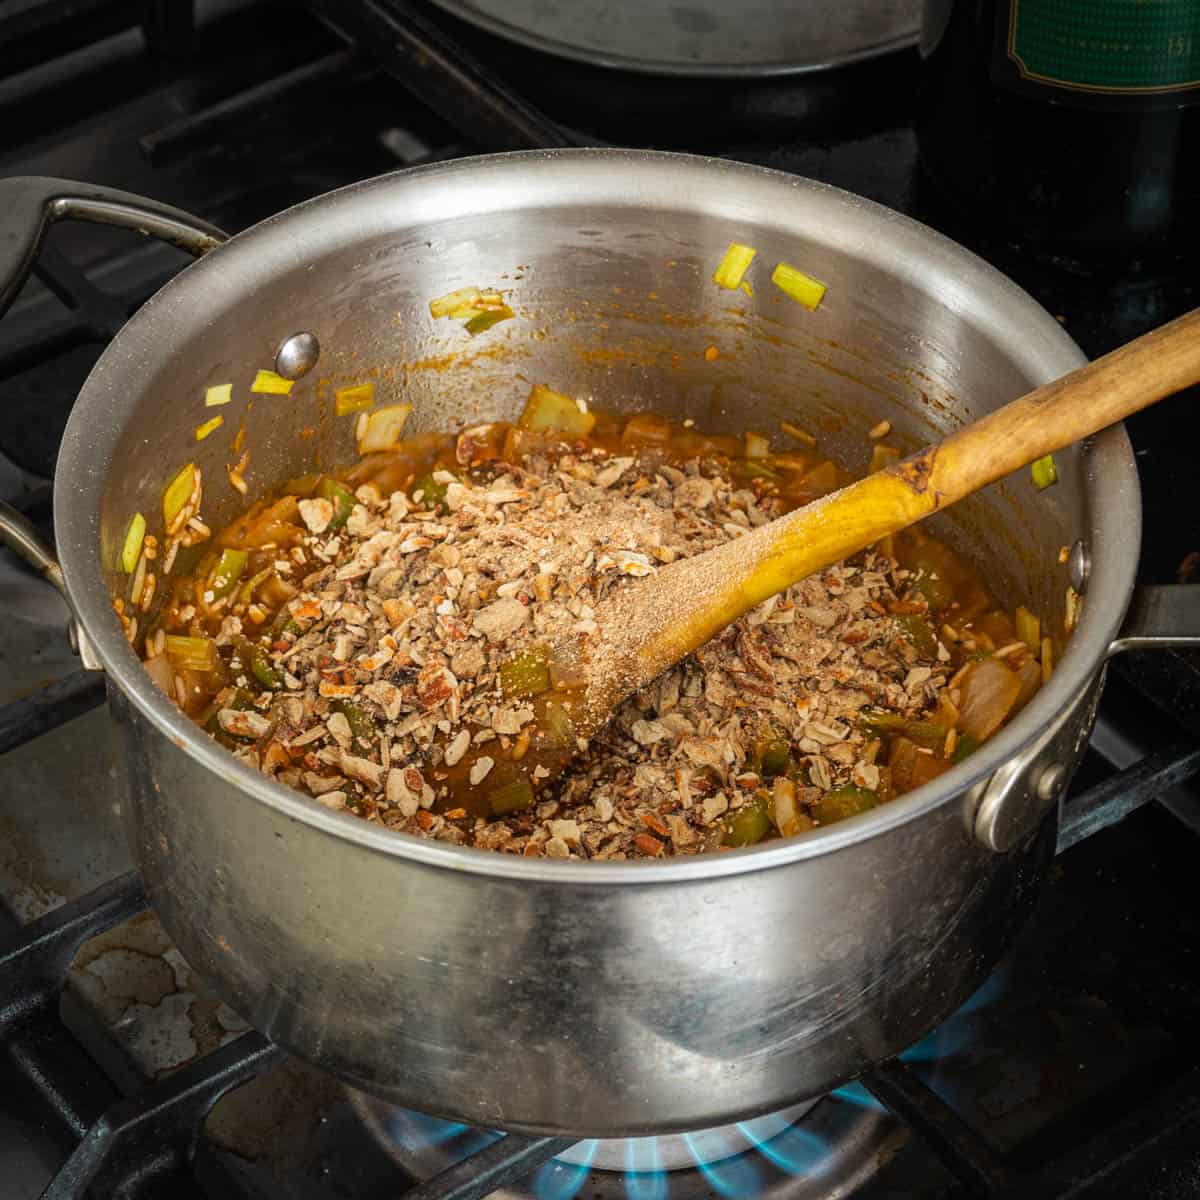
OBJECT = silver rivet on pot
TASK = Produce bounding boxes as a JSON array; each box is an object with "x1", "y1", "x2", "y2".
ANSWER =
[
  {"x1": 274, "y1": 332, "x2": 320, "y2": 380},
  {"x1": 1035, "y1": 763, "x2": 1067, "y2": 803},
  {"x1": 1067, "y1": 540, "x2": 1090, "y2": 593}
]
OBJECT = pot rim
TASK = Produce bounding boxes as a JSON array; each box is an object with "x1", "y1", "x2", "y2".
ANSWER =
[{"x1": 54, "y1": 148, "x2": 1138, "y2": 884}]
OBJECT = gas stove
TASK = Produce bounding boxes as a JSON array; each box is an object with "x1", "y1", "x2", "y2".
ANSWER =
[{"x1": 2, "y1": 4, "x2": 1200, "y2": 1199}]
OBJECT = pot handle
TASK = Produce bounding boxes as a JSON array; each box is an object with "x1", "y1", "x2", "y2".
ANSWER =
[
  {"x1": 0, "y1": 176, "x2": 227, "y2": 320},
  {"x1": 0, "y1": 179, "x2": 228, "y2": 668},
  {"x1": 1108, "y1": 585, "x2": 1200, "y2": 654}
]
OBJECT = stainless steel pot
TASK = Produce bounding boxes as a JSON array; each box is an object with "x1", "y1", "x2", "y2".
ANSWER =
[{"x1": 2, "y1": 152, "x2": 1197, "y2": 1138}]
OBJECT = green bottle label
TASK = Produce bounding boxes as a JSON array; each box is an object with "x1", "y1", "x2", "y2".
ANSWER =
[{"x1": 1007, "y1": 0, "x2": 1200, "y2": 95}]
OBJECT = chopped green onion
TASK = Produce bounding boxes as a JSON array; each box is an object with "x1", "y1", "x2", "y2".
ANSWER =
[
  {"x1": 333, "y1": 699, "x2": 376, "y2": 747},
  {"x1": 251, "y1": 370, "x2": 294, "y2": 396},
  {"x1": 517, "y1": 384, "x2": 596, "y2": 436},
  {"x1": 120, "y1": 513, "x2": 146, "y2": 574},
  {"x1": 487, "y1": 773, "x2": 534, "y2": 815},
  {"x1": 205, "y1": 383, "x2": 232, "y2": 407},
  {"x1": 235, "y1": 566, "x2": 273, "y2": 606},
  {"x1": 316, "y1": 477, "x2": 357, "y2": 529},
  {"x1": 162, "y1": 462, "x2": 196, "y2": 527},
  {"x1": 356, "y1": 402, "x2": 413, "y2": 454},
  {"x1": 334, "y1": 383, "x2": 374, "y2": 416},
  {"x1": 208, "y1": 548, "x2": 248, "y2": 599},
  {"x1": 771, "y1": 262, "x2": 827, "y2": 310},
  {"x1": 194, "y1": 415, "x2": 224, "y2": 441},
  {"x1": 165, "y1": 635, "x2": 218, "y2": 673},
  {"x1": 500, "y1": 645, "x2": 551, "y2": 698},
  {"x1": 238, "y1": 638, "x2": 281, "y2": 690},
  {"x1": 1031, "y1": 454, "x2": 1058, "y2": 490},
  {"x1": 712, "y1": 242, "x2": 757, "y2": 290},
  {"x1": 1014, "y1": 605, "x2": 1041, "y2": 653}
]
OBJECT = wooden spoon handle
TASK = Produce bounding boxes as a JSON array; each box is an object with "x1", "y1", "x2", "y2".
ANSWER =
[{"x1": 581, "y1": 307, "x2": 1200, "y2": 720}]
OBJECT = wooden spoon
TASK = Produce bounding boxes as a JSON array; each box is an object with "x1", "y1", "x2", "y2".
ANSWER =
[{"x1": 442, "y1": 308, "x2": 1200, "y2": 816}]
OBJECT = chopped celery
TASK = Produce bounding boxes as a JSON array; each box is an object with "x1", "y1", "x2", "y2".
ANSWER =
[
  {"x1": 756, "y1": 736, "x2": 791, "y2": 778},
  {"x1": 317, "y1": 477, "x2": 357, "y2": 529},
  {"x1": 429, "y1": 287, "x2": 482, "y2": 319},
  {"x1": 235, "y1": 567, "x2": 273, "y2": 606},
  {"x1": 1014, "y1": 605, "x2": 1041, "y2": 652},
  {"x1": 204, "y1": 383, "x2": 232, "y2": 407},
  {"x1": 333, "y1": 699, "x2": 376, "y2": 747},
  {"x1": 517, "y1": 385, "x2": 596, "y2": 436},
  {"x1": 895, "y1": 613, "x2": 939, "y2": 659},
  {"x1": 162, "y1": 462, "x2": 195, "y2": 527},
  {"x1": 723, "y1": 793, "x2": 772, "y2": 847},
  {"x1": 465, "y1": 304, "x2": 514, "y2": 335},
  {"x1": 120, "y1": 513, "x2": 146, "y2": 574},
  {"x1": 771, "y1": 262, "x2": 827, "y2": 310},
  {"x1": 334, "y1": 383, "x2": 374, "y2": 416},
  {"x1": 194, "y1": 415, "x2": 224, "y2": 441},
  {"x1": 1031, "y1": 454, "x2": 1058, "y2": 490},
  {"x1": 812, "y1": 785, "x2": 878, "y2": 826},
  {"x1": 500, "y1": 645, "x2": 551, "y2": 697},
  {"x1": 412, "y1": 473, "x2": 449, "y2": 509},
  {"x1": 488, "y1": 772, "x2": 535, "y2": 815},
  {"x1": 356, "y1": 403, "x2": 413, "y2": 454},
  {"x1": 250, "y1": 369, "x2": 294, "y2": 396},
  {"x1": 952, "y1": 733, "x2": 980, "y2": 763},
  {"x1": 208, "y1": 548, "x2": 248, "y2": 599},
  {"x1": 712, "y1": 242, "x2": 757, "y2": 290},
  {"x1": 165, "y1": 635, "x2": 218, "y2": 673}
]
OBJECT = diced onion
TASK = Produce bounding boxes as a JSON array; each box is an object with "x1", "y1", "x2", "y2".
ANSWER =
[
  {"x1": 744, "y1": 431, "x2": 770, "y2": 459},
  {"x1": 205, "y1": 383, "x2": 232, "y2": 407},
  {"x1": 956, "y1": 657, "x2": 1021, "y2": 741},
  {"x1": 772, "y1": 776, "x2": 805, "y2": 838},
  {"x1": 250, "y1": 370, "x2": 294, "y2": 396},
  {"x1": 356, "y1": 402, "x2": 414, "y2": 454},
  {"x1": 194, "y1": 415, "x2": 223, "y2": 441},
  {"x1": 771, "y1": 262, "x2": 827, "y2": 310},
  {"x1": 162, "y1": 462, "x2": 196, "y2": 527},
  {"x1": 1014, "y1": 605, "x2": 1040, "y2": 653},
  {"x1": 1031, "y1": 454, "x2": 1058, "y2": 490},
  {"x1": 712, "y1": 243, "x2": 757, "y2": 290},
  {"x1": 334, "y1": 383, "x2": 375, "y2": 416},
  {"x1": 518, "y1": 385, "x2": 596, "y2": 436},
  {"x1": 120, "y1": 512, "x2": 146, "y2": 574}
]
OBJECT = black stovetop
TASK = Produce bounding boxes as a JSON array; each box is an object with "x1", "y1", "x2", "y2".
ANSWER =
[{"x1": 2, "y1": 4, "x2": 1200, "y2": 1200}]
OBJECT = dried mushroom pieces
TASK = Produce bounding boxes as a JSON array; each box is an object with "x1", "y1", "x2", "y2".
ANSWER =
[{"x1": 131, "y1": 402, "x2": 1053, "y2": 860}]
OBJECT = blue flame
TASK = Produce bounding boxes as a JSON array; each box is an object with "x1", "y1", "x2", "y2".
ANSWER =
[
  {"x1": 831, "y1": 1081, "x2": 887, "y2": 1112},
  {"x1": 682, "y1": 1131, "x2": 765, "y2": 1196},
  {"x1": 385, "y1": 1109, "x2": 473, "y2": 1151},
  {"x1": 623, "y1": 1134, "x2": 669, "y2": 1200},
  {"x1": 738, "y1": 1120, "x2": 830, "y2": 1175},
  {"x1": 534, "y1": 1140, "x2": 597, "y2": 1200}
]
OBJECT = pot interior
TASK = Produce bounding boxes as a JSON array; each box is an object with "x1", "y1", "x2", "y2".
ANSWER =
[{"x1": 65, "y1": 151, "x2": 1134, "y2": 833}]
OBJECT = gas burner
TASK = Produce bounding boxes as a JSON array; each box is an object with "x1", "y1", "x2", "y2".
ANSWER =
[{"x1": 349, "y1": 1089, "x2": 906, "y2": 1200}]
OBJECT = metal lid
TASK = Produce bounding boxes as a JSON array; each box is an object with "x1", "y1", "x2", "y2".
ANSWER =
[{"x1": 427, "y1": 0, "x2": 921, "y2": 78}]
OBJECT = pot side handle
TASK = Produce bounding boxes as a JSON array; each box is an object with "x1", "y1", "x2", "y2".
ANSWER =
[
  {"x1": 0, "y1": 179, "x2": 229, "y2": 670},
  {"x1": 0, "y1": 176, "x2": 227, "y2": 320},
  {"x1": 1108, "y1": 585, "x2": 1200, "y2": 654}
]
